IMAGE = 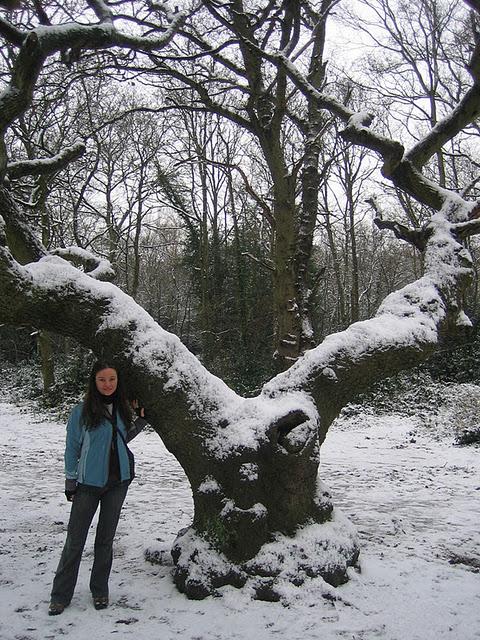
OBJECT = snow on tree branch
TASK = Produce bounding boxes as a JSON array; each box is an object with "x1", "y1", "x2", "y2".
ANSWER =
[
  {"x1": 0, "y1": 238, "x2": 238, "y2": 420},
  {"x1": 449, "y1": 217, "x2": 480, "y2": 239},
  {"x1": 6, "y1": 140, "x2": 86, "y2": 179},
  {"x1": 340, "y1": 111, "x2": 404, "y2": 169},
  {"x1": 272, "y1": 51, "x2": 354, "y2": 122},
  {"x1": 50, "y1": 247, "x2": 115, "y2": 281},
  {"x1": 0, "y1": 231, "x2": 322, "y2": 466},
  {"x1": 31, "y1": 11, "x2": 185, "y2": 56},
  {"x1": 246, "y1": 32, "x2": 480, "y2": 212},
  {"x1": 253, "y1": 49, "x2": 443, "y2": 209},
  {"x1": 0, "y1": 3, "x2": 186, "y2": 178},
  {"x1": 262, "y1": 198, "x2": 475, "y2": 426}
]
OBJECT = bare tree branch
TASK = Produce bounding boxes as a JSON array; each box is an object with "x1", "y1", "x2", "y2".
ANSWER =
[
  {"x1": 0, "y1": 186, "x2": 46, "y2": 263},
  {"x1": 6, "y1": 140, "x2": 86, "y2": 178},
  {"x1": 453, "y1": 218, "x2": 480, "y2": 238},
  {"x1": 405, "y1": 85, "x2": 480, "y2": 168},
  {"x1": 0, "y1": 7, "x2": 185, "y2": 179},
  {"x1": 32, "y1": 0, "x2": 51, "y2": 26},
  {"x1": 464, "y1": 0, "x2": 480, "y2": 14},
  {"x1": 373, "y1": 217, "x2": 430, "y2": 251},
  {"x1": 242, "y1": 26, "x2": 480, "y2": 212},
  {"x1": 241, "y1": 251, "x2": 275, "y2": 271},
  {"x1": 366, "y1": 196, "x2": 431, "y2": 251},
  {"x1": 0, "y1": 15, "x2": 25, "y2": 44},
  {"x1": 86, "y1": 0, "x2": 114, "y2": 24}
]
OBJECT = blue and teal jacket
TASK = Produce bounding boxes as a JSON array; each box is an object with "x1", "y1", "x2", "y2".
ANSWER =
[{"x1": 64, "y1": 402, "x2": 146, "y2": 490}]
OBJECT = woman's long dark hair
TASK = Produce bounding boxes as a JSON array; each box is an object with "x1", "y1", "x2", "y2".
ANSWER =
[{"x1": 81, "y1": 361, "x2": 133, "y2": 429}]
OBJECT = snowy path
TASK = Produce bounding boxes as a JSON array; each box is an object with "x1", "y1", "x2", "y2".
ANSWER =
[{"x1": 0, "y1": 402, "x2": 478, "y2": 640}]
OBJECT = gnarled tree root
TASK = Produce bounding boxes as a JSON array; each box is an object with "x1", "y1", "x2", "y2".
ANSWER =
[{"x1": 162, "y1": 509, "x2": 359, "y2": 601}]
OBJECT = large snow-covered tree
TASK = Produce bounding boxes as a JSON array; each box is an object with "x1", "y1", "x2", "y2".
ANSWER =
[{"x1": 1, "y1": 0, "x2": 480, "y2": 600}]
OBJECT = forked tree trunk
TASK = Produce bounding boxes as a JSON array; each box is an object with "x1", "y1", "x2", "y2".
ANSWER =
[{"x1": 0, "y1": 186, "x2": 474, "y2": 600}]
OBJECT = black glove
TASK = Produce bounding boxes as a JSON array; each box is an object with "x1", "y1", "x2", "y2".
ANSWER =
[{"x1": 65, "y1": 479, "x2": 77, "y2": 502}]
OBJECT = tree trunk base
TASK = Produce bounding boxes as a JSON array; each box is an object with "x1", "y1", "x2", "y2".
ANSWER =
[{"x1": 161, "y1": 509, "x2": 359, "y2": 601}]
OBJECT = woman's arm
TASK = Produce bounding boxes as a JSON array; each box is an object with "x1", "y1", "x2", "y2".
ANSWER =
[
  {"x1": 127, "y1": 400, "x2": 149, "y2": 442},
  {"x1": 127, "y1": 415, "x2": 149, "y2": 442},
  {"x1": 64, "y1": 404, "x2": 84, "y2": 497}
]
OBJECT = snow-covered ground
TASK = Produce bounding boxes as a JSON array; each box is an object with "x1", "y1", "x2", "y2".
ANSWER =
[{"x1": 0, "y1": 400, "x2": 478, "y2": 640}]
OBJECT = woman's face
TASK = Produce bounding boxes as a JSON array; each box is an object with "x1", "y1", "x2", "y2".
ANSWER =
[{"x1": 95, "y1": 368, "x2": 118, "y2": 396}]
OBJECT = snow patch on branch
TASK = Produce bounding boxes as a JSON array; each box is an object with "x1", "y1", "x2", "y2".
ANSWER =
[
  {"x1": 198, "y1": 477, "x2": 222, "y2": 494},
  {"x1": 239, "y1": 463, "x2": 259, "y2": 481},
  {"x1": 346, "y1": 111, "x2": 374, "y2": 130},
  {"x1": 30, "y1": 20, "x2": 134, "y2": 66},
  {"x1": 264, "y1": 202, "x2": 473, "y2": 401},
  {"x1": 34, "y1": 22, "x2": 113, "y2": 39},
  {"x1": 424, "y1": 211, "x2": 473, "y2": 285},
  {"x1": 220, "y1": 500, "x2": 267, "y2": 521},
  {"x1": 24, "y1": 255, "x2": 237, "y2": 418},
  {"x1": 376, "y1": 278, "x2": 442, "y2": 320},
  {"x1": 275, "y1": 51, "x2": 353, "y2": 122},
  {"x1": 263, "y1": 306, "x2": 440, "y2": 398},
  {"x1": 32, "y1": 5, "x2": 186, "y2": 53},
  {"x1": 456, "y1": 311, "x2": 472, "y2": 327},
  {"x1": 6, "y1": 140, "x2": 85, "y2": 178},
  {"x1": 51, "y1": 246, "x2": 114, "y2": 281},
  {"x1": 207, "y1": 392, "x2": 318, "y2": 459},
  {"x1": 321, "y1": 367, "x2": 337, "y2": 381}
]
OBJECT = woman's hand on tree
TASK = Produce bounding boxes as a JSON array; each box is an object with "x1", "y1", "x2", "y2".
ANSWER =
[{"x1": 131, "y1": 399, "x2": 145, "y2": 418}]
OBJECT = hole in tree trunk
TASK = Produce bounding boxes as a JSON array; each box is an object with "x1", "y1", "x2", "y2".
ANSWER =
[{"x1": 272, "y1": 409, "x2": 310, "y2": 448}]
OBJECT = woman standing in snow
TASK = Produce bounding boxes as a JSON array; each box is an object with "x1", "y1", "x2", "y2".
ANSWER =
[{"x1": 48, "y1": 361, "x2": 147, "y2": 615}]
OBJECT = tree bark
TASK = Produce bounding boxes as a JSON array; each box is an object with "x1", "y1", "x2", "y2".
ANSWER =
[{"x1": 37, "y1": 330, "x2": 55, "y2": 393}]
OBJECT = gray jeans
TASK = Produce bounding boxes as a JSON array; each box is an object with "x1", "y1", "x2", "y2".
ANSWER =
[{"x1": 50, "y1": 482, "x2": 128, "y2": 605}]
